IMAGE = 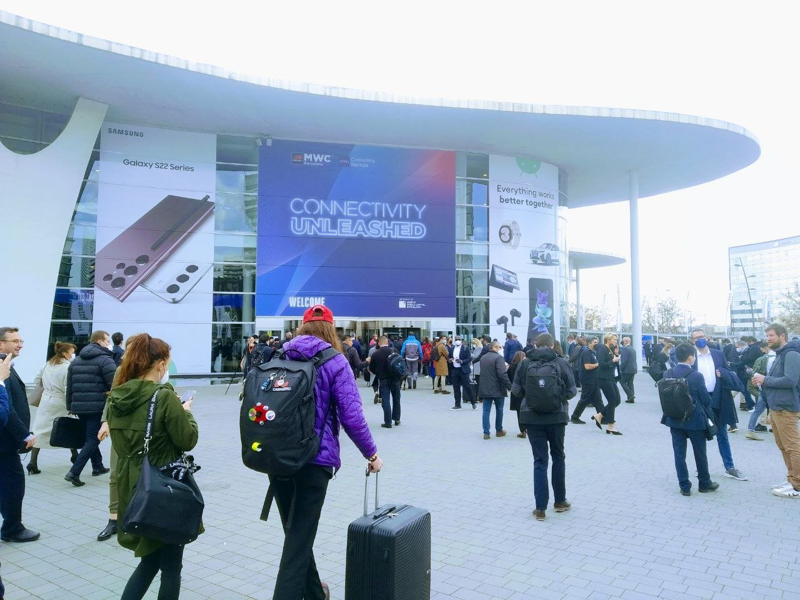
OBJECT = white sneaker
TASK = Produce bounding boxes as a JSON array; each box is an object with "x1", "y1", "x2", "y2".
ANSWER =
[
  {"x1": 725, "y1": 468, "x2": 748, "y2": 481},
  {"x1": 772, "y1": 480, "x2": 791, "y2": 490},
  {"x1": 772, "y1": 487, "x2": 800, "y2": 498},
  {"x1": 745, "y1": 431, "x2": 763, "y2": 441}
]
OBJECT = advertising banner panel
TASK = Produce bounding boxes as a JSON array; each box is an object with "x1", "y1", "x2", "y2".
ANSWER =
[
  {"x1": 257, "y1": 141, "x2": 456, "y2": 318},
  {"x1": 93, "y1": 123, "x2": 216, "y2": 373},
  {"x1": 488, "y1": 155, "x2": 561, "y2": 343}
]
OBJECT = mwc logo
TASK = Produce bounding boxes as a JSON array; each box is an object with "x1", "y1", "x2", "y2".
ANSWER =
[{"x1": 291, "y1": 152, "x2": 333, "y2": 166}]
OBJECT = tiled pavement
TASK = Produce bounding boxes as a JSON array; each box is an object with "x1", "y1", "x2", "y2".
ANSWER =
[{"x1": 2, "y1": 373, "x2": 799, "y2": 599}]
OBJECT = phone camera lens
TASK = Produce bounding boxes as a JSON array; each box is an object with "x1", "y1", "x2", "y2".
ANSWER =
[
  {"x1": 186, "y1": 265, "x2": 199, "y2": 273},
  {"x1": 124, "y1": 266, "x2": 138, "y2": 276},
  {"x1": 103, "y1": 274, "x2": 113, "y2": 282},
  {"x1": 136, "y1": 255, "x2": 150, "y2": 265},
  {"x1": 167, "y1": 284, "x2": 180, "y2": 294},
  {"x1": 116, "y1": 262, "x2": 126, "y2": 270},
  {"x1": 111, "y1": 277, "x2": 126, "y2": 289},
  {"x1": 176, "y1": 274, "x2": 190, "y2": 283}
]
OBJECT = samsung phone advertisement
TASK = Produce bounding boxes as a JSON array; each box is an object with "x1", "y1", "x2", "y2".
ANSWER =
[
  {"x1": 93, "y1": 123, "x2": 216, "y2": 373},
  {"x1": 256, "y1": 141, "x2": 456, "y2": 318},
  {"x1": 488, "y1": 155, "x2": 561, "y2": 343}
]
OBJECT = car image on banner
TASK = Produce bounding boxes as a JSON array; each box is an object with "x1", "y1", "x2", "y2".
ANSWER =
[{"x1": 256, "y1": 141, "x2": 456, "y2": 318}]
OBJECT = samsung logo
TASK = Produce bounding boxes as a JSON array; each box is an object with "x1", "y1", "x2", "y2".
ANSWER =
[{"x1": 107, "y1": 128, "x2": 144, "y2": 137}]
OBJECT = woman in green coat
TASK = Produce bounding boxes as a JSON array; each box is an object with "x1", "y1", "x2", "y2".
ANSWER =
[{"x1": 107, "y1": 333, "x2": 199, "y2": 600}]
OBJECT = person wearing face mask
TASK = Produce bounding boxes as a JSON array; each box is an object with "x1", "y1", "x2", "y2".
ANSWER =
[
  {"x1": 65, "y1": 330, "x2": 117, "y2": 486},
  {"x1": 448, "y1": 336, "x2": 476, "y2": 410},
  {"x1": 106, "y1": 333, "x2": 199, "y2": 599},
  {"x1": 28, "y1": 342, "x2": 79, "y2": 474},
  {"x1": 690, "y1": 328, "x2": 747, "y2": 482}
]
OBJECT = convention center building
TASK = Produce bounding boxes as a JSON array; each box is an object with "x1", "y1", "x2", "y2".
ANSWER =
[{"x1": 0, "y1": 12, "x2": 761, "y2": 378}]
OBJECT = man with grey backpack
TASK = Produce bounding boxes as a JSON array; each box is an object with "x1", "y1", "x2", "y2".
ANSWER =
[{"x1": 511, "y1": 333, "x2": 576, "y2": 521}]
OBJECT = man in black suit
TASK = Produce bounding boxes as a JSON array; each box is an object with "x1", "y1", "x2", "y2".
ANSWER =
[
  {"x1": 0, "y1": 327, "x2": 39, "y2": 542},
  {"x1": 448, "y1": 336, "x2": 476, "y2": 410},
  {"x1": 619, "y1": 336, "x2": 638, "y2": 403}
]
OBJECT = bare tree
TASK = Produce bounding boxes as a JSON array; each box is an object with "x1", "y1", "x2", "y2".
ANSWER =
[
  {"x1": 656, "y1": 297, "x2": 683, "y2": 334},
  {"x1": 779, "y1": 282, "x2": 800, "y2": 332}
]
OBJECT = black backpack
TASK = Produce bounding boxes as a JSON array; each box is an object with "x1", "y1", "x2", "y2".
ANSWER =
[
  {"x1": 431, "y1": 344, "x2": 440, "y2": 362},
  {"x1": 250, "y1": 344, "x2": 276, "y2": 370},
  {"x1": 240, "y1": 347, "x2": 339, "y2": 478},
  {"x1": 524, "y1": 360, "x2": 565, "y2": 413},
  {"x1": 648, "y1": 359, "x2": 664, "y2": 382},
  {"x1": 388, "y1": 351, "x2": 407, "y2": 381},
  {"x1": 658, "y1": 374, "x2": 695, "y2": 421}
]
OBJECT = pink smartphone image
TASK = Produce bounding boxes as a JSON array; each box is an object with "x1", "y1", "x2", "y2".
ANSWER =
[{"x1": 95, "y1": 195, "x2": 214, "y2": 301}]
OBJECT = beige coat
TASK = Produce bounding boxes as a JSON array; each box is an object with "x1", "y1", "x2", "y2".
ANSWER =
[
  {"x1": 32, "y1": 360, "x2": 71, "y2": 448},
  {"x1": 434, "y1": 342, "x2": 450, "y2": 376}
]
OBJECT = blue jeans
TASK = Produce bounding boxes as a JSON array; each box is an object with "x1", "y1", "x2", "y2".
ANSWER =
[
  {"x1": 482, "y1": 397, "x2": 504, "y2": 435},
  {"x1": 379, "y1": 379, "x2": 401, "y2": 425},
  {"x1": 527, "y1": 424, "x2": 566, "y2": 510},
  {"x1": 713, "y1": 409, "x2": 734, "y2": 470},
  {"x1": 670, "y1": 428, "x2": 712, "y2": 491},
  {"x1": 748, "y1": 392, "x2": 768, "y2": 431}
]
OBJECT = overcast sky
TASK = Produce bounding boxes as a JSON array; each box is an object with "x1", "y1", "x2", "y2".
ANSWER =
[{"x1": 5, "y1": 0, "x2": 798, "y2": 325}]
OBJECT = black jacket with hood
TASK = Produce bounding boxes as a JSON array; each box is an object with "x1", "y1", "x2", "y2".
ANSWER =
[
  {"x1": 512, "y1": 347, "x2": 577, "y2": 425},
  {"x1": 66, "y1": 343, "x2": 117, "y2": 414}
]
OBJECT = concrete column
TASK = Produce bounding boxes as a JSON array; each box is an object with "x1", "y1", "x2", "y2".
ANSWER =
[
  {"x1": 629, "y1": 170, "x2": 642, "y2": 369},
  {"x1": 576, "y1": 267, "x2": 583, "y2": 333}
]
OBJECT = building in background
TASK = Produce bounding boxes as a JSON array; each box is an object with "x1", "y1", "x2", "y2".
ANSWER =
[
  {"x1": 729, "y1": 235, "x2": 800, "y2": 338},
  {"x1": 0, "y1": 12, "x2": 760, "y2": 379}
]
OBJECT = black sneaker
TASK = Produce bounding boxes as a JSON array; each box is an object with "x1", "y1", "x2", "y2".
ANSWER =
[
  {"x1": 570, "y1": 418, "x2": 586, "y2": 424},
  {"x1": 380, "y1": 423, "x2": 392, "y2": 429},
  {"x1": 754, "y1": 424, "x2": 768, "y2": 432},
  {"x1": 680, "y1": 489, "x2": 691, "y2": 497},
  {"x1": 699, "y1": 482, "x2": 720, "y2": 492},
  {"x1": 92, "y1": 467, "x2": 110, "y2": 476}
]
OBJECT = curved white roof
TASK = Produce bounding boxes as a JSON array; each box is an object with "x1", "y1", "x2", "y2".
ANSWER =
[
  {"x1": 0, "y1": 11, "x2": 761, "y2": 208},
  {"x1": 570, "y1": 249, "x2": 626, "y2": 270}
]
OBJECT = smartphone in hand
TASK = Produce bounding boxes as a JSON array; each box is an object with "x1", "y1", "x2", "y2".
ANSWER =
[{"x1": 181, "y1": 390, "x2": 197, "y2": 405}]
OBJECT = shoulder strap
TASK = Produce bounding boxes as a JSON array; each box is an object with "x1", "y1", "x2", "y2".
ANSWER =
[
  {"x1": 143, "y1": 389, "x2": 160, "y2": 455},
  {"x1": 310, "y1": 347, "x2": 340, "y2": 367}
]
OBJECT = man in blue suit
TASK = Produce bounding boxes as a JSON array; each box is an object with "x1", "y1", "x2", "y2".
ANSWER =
[
  {"x1": 662, "y1": 343, "x2": 719, "y2": 495},
  {"x1": 690, "y1": 328, "x2": 748, "y2": 482},
  {"x1": 448, "y1": 336, "x2": 476, "y2": 410},
  {"x1": 0, "y1": 327, "x2": 40, "y2": 543}
]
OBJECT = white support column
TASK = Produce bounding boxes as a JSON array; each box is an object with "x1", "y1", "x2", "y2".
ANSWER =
[
  {"x1": 629, "y1": 170, "x2": 642, "y2": 369},
  {"x1": 576, "y1": 267, "x2": 583, "y2": 333}
]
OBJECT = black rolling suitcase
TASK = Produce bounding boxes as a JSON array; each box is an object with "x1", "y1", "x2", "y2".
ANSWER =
[{"x1": 345, "y1": 470, "x2": 431, "y2": 600}]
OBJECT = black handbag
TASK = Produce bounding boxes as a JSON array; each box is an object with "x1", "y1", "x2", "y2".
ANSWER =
[
  {"x1": 121, "y1": 390, "x2": 204, "y2": 546},
  {"x1": 50, "y1": 416, "x2": 86, "y2": 448}
]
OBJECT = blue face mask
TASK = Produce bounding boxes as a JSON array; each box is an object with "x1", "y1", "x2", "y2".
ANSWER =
[{"x1": 695, "y1": 339, "x2": 708, "y2": 349}]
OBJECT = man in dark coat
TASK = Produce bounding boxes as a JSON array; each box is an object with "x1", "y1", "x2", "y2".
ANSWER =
[
  {"x1": 512, "y1": 333, "x2": 576, "y2": 520},
  {"x1": 690, "y1": 328, "x2": 747, "y2": 482},
  {"x1": 478, "y1": 341, "x2": 512, "y2": 439},
  {"x1": 369, "y1": 336, "x2": 401, "y2": 428},
  {"x1": 619, "y1": 336, "x2": 638, "y2": 403},
  {"x1": 739, "y1": 336, "x2": 762, "y2": 410},
  {"x1": 66, "y1": 330, "x2": 116, "y2": 486},
  {"x1": 0, "y1": 327, "x2": 39, "y2": 542},
  {"x1": 662, "y1": 343, "x2": 719, "y2": 496},
  {"x1": 448, "y1": 336, "x2": 476, "y2": 410}
]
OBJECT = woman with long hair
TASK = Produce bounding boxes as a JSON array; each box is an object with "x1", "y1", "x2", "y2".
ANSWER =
[
  {"x1": 272, "y1": 305, "x2": 382, "y2": 600},
  {"x1": 28, "y1": 342, "x2": 78, "y2": 473},
  {"x1": 508, "y1": 350, "x2": 528, "y2": 438},
  {"x1": 593, "y1": 333, "x2": 623, "y2": 435},
  {"x1": 107, "y1": 334, "x2": 199, "y2": 600}
]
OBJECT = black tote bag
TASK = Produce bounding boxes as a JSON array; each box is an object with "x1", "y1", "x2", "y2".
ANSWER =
[
  {"x1": 50, "y1": 416, "x2": 86, "y2": 448},
  {"x1": 121, "y1": 391, "x2": 204, "y2": 545}
]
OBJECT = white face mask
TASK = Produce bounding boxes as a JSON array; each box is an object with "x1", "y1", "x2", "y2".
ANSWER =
[
  {"x1": 68, "y1": 355, "x2": 75, "y2": 362},
  {"x1": 159, "y1": 369, "x2": 170, "y2": 385},
  {"x1": 455, "y1": 341, "x2": 462, "y2": 347}
]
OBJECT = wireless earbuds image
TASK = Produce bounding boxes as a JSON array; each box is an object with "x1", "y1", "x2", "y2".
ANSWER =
[
  {"x1": 509, "y1": 308, "x2": 522, "y2": 326},
  {"x1": 496, "y1": 315, "x2": 509, "y2": 333}
]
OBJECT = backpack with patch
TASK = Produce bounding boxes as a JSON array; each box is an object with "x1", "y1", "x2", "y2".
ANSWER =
[
  {"x1": 240, "y1": 347, "x2": 339, "y2": 478},
  {"x1": 431, "y1": 344, "x2": 440, "y2": 362},
  {"x1": 404, "y1": 342, "x2": 420, "y2": 361},
  {"x1": 657, "y1": 374, "x2": 695, "y2": 421},
  {"x1": 388, "y1": 351, "x2": 407, "y2": 381},
  {"x1": 524, "y1": 360, "x2": 565, "y2": 413}
]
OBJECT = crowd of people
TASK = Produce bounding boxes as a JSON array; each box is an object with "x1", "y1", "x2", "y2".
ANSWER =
[{"x1": 1, "y1": 315, "x2": 799, "y2": 599}]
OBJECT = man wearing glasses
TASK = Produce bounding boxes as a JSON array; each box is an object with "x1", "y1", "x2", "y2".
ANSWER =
[
  {"x1": 0, "y1": 327, "x2": 40, "y2": 542},
  {"x1": 690, "y1": 328, "x2": 747, "y2": 482}
]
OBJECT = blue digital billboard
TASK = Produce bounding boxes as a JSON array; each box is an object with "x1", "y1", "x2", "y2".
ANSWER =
[{"x1": 256, "y1": 141, "x2": 456, "y2": 318}]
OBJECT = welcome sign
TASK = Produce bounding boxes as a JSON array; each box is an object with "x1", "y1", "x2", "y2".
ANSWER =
[{"x1": 256, "y1": 141, "x2": 456, "y2": 318}]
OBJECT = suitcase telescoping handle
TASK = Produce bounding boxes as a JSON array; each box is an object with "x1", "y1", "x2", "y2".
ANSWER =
[{"x1": 363, "y1": 467, "x2": 380, "y2": 517}]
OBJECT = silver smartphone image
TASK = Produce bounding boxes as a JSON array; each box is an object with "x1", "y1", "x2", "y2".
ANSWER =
[{"x1": 141, "y1": 262, "x2": 212, "y2": 304}]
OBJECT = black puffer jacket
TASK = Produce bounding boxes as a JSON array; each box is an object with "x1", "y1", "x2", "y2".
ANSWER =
[{"x1": 66, "y1": 343, "x2": 116, "y2": 414}]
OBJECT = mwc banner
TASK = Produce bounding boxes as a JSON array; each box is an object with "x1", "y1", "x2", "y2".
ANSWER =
[{"x1": 257, "y1": 141, "x2": 456, "y2": 318}]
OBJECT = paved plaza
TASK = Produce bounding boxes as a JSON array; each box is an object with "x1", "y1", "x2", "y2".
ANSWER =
[{"x1": 2, "y1": 372, "x2": 799, "y2": 599}]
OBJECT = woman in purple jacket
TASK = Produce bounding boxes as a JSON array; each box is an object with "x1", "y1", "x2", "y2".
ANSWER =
[{"x1": 272, "y1": 304, "x2": 383, "y2": 600}]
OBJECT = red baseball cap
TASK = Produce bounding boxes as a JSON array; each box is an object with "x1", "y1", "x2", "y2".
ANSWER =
[{"x1": 302, "y1": 304, "x2": 334, "y2": 324}]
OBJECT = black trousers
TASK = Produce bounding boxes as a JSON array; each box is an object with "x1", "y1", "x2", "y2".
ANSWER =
[
  {"x1": 598, "y1": 379, "x2": 621, "y2": 424},
  {"x1": 379, "y1": 379, "x2": 401, "y2": 425},
  {"x1": 450, "y1": 369, "x2": 474, "y2": 407},
  {"x1": 619, "y1": 373, "x2": 635, "y2": 400},
  {"x1": 120, "y1": 544, "x2": 184, "y2": 600},
  {"x1": 571, "y1": 383, "x2": 603, "y2": 420},
  {"x1": 0, "y1": 452, "x2": 25, "y2": 537},
  {"x1": 269, "y1": 464, "x2": 332, "y2": 600},
  {"x1": 69, "y1": 412, "x2": 104, "y2": 477}
]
